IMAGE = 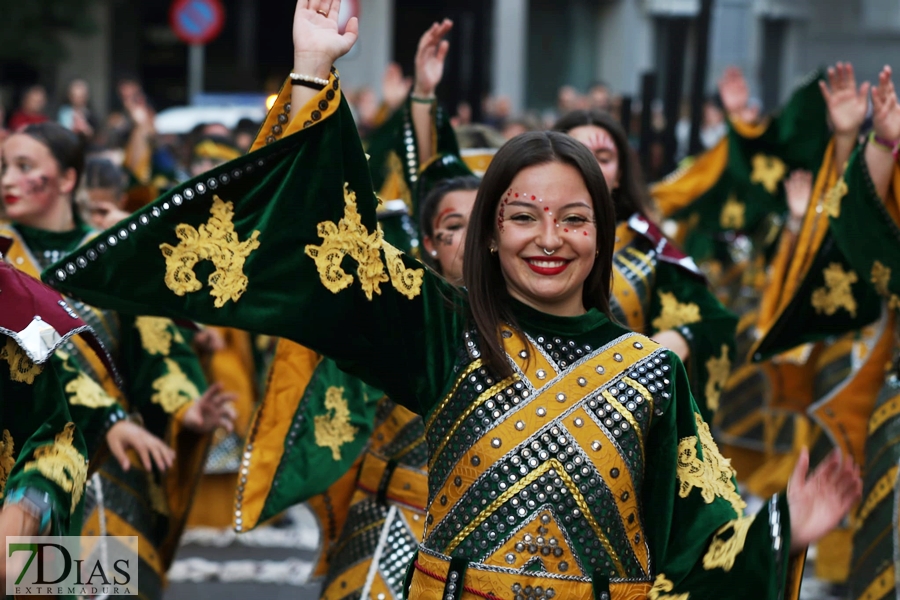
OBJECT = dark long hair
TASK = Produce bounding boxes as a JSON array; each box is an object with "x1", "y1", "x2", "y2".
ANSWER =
[
  {"x1": 463, "y1": 132, "x2": 616, "y2": 377},
  {"x1": 419, "y1": 175, "x2": 481, "y2": 273},
  {"x1": 553, "y1": 110, "x2": 651, "y2": 223},
  {"x1": 21, "y1": 122, "x2": 86, "y2": 199}
]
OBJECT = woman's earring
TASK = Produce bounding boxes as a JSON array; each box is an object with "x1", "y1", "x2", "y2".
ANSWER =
[
  {"x1": 490, "y1": 246, "x2": 498, "y2": 254},
  {"x1": 430, "y1": 250, "x2": 438, "y2": 257}
]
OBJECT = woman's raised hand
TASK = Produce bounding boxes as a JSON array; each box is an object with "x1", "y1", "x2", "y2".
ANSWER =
[
  {"x1": 292, "y1": 0, "x2": 359, "y2": 79},
  {"x1": 819, "y1": 62, "x2": 870, "y2": 138},
  {"x1": 786, "y1": 447, "x2": 862, "y2": 552},
  {"x1": 413, "y1": 19, "x2": 453, "y2": 99},
  {"x1": 872, "y1": 65, "x2": 900, "y2": 144}
]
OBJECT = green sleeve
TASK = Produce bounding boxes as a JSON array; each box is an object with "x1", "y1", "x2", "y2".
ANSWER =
[
  {"x1": 117, "y1": 315, "x2": 208, "y2": 437},
  {"x1": 2, "y1": 357, "x2": 90, "y2": 536},
  {"x1": 45, "y1": 81, "x2": 463, "y2": 415},
  {"x1": 50, "y1": 351, "x2": 128, "y2": 459},
  {"x1": 828, "y1": 142, "x2": 900, "y2": 300},
  {"x1": 658, "y1": 71, "x2": 830, "y2": 267},
  {"x1": 648, "y1": 264, "x2": 737, "y2": 420},
  {"x1": 643, "y1": 353, "x2": 793, "y2": 598},
  {"x1": 366, "y1": 96, "x2": 459, "y2": 216}
]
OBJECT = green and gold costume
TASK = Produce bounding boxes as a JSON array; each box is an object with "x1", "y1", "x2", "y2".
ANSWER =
[
  {"x1": 0, "y1": 259, "x2": 91, "y2": 538},
  {"x1": 0, "y1": 219, "x2": 210, "y2": 600},
  {"x1": 43, "y1": 70, "x2": 807, "y2": 600},
  {"x1": 610, "y1": 214, "x2": 736, "y2": 422},
  {"x1": 754, "y1": 143, "x2": 900, "y2": 600},
  {"x1": 649, "y1": 73, "x2": 867, "y2": 494}
]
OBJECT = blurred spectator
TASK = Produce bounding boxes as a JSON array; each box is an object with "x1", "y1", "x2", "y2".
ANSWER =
[
  {"x1": 9, "y1": 85, "x2": 49, "y2": 131},
  {"x1": 501, "y1": 114, "x2": 542, "y2": 140},
  {"x1": 58, "y1": 78, "x2": 97, "y2": 138},
  {"x1": 481, "y1": 94, "x2": 512, "y2": 129},
  {"x1": 455, "y1": 123, "x2": 507, "y2": 149},
  {"x1": 452, "y1": 101, "x2": 473, "y2": 128},
  {"x1": 557, "y1": 85, "x2": 583, "y2": 115},
  {"x1": 233, "y1": 118, "x2": 260, "y2": 153},
  {"x1": 202, "y1": 122, "x2": 232, "y2": 139},
  {"x1": 83, "y1": 157, "x2": 130, "y2": 230},
  {"x1": 352, "y1": 86, "x2": 381, "y2": 137},
  {"x1": 190, "y1": 135, "x2": 241, "y2": 178},
  {"x1": 588, "y1": 81, "x2": 612, "y2": 112}
]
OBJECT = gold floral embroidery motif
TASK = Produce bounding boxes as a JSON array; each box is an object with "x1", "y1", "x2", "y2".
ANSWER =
[
  {"x1": 151, "y1": 358, "x2": 200, "y2": 413},
  {"x1": 135, "y1": 317, "x2": 174, "y2": 355},
  {"x1": 719, "y1": 195, "x2": 746, "y2": 230},
  {"x1": 703, "y1": 514, "x2": 755, "y2": 571},
  {"x1": 305, "y1": 183, "x2": 424, "y2": 300},
  {"x1": 677, "y1": 413, "x2": 746, "y2": 515},
  {"x1": 750, "y1": 154, "x2": 787, "y2": 194},
  {"x1": 652, "y1": 292, "x2": 702, "y2": 332},
  {"x1": 0, "y1": 337, "x2": 43, "y2": 384},
  {"x1": 649, "y1": 574, "x2": 689, "y2": 600},
  {"x1": 704, "y1": 345, "x2": 731, "y2": 412},
  {"x1": 65, "y1": 372, "x2": 117, "y2": 408},
  {"x1": 23, "y1": 423, "x2": 88, "y2": 513},
  {"x1": 872, "y1": 261, "x2": 892, "y2": 297},
  {"x1": 160, "y1": 195, "x2": 261, "y2": 308},
  {"x1": 822, "y1": 178, "x2": 849, "y2": 218},
  {"x1": 383, "y1": 242, "x2": 425, "y2": 300},
  {"x1": 314, "y1": 386, "x2": 358, "y2": 461},
  {"x1": 0, "y1": 430, "x2": 15, "y2": 499},
  {"x1": 811, "y1": 263, "x2": 858, "y2": 318}
]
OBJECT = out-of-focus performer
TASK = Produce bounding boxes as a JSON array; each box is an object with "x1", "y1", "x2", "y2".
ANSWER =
[{"x1": 0, "y1": 122, "x2": 235, "y2": 599}]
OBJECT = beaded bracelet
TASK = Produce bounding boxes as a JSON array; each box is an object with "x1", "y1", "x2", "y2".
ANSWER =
[
  {"x1": 869, "y1": 131, "x2": 900, "y2": 156},
  {"x1": 289, "y1": 72, "x2": 329, "y2": 90},
  {"x1": 410, "y1": 95, "x2": 437, "y2": 104}
]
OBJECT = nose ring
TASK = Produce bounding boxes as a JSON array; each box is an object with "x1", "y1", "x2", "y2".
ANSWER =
[{"x1": 542, "y1": 248, "x2": 556, "y2": 256}]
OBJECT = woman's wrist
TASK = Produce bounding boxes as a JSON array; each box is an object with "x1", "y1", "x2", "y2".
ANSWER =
[
  {"x1": 292, "y1": 55, "x2": 334, "y2": 81},
  {"x1": 869, "y1": 130, "x2": 900, "y2": 155},
  {"x1": 411, "y1": 85, "x2": 436, "y2": 101}
]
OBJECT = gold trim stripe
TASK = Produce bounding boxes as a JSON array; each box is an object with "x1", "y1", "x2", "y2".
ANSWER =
[
  {"x1": 445, "y1": 459, "x2": 626, "y2": 577},
  {"x1": 869, "y1": 395, "x2": 900, "y2": 435},
  {"x1": 425, "y1": 359, "x2": 483, "y2": 432},
  {"x1": 427, "y1": 376, "x2": 518, "y2": 470},
  {"x1": 855, "y1": 466, "x2": 899, "y2": 526},
  {"x1": 856, "y1": 565, "x2": 895, "y2": 600}
]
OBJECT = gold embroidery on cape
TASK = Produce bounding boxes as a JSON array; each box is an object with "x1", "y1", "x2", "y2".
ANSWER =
[
  {"x1": 23, "y1": 423, "x2": 87, "y2": 513},
  {"x1": 151, "y1": 358, "x2": 200, "y2": 413},
  {"x1": 135, "y1": 317, "x2": 174, "y2": 355},
  {"x1": 314, "y1": 386, "x2": 358, "y2": 461},
  {"x1": 872, "y1": 261, "x2": 892, "y2": 297},
  {"x1": 1, "y1": 337, "x2": 43, "y2": 384},
  {"x1": 652, "y1": 292, "x2": 702, "y2": 332},
  {"x1": 649, "y1": 574, "x2": 689, "y2": 600},
  {"x1": 750, "y1": 154, "x2": 787, "y2": 194},
  {"x1": 160, "y1": 195, "x2": 261, "y2": 308},
  {"x1": 0, "y1": 430, "x2": 14, "y2": 499},
  {"x1": 382, "y1": 242, "x2": 425, "y2": 300},
  {"x1": 65, "y1": 371, "x2": 117, "y2": 408},
  {"x1": 823, "y1": 178, "x2": 849, "y2": 218},
  {"x1": 719, "y1": 195, "x2": 746, "y2": 230},
  {"x1": 146, "y1": 472, "x2": 170, "y2": 516},
  {"x1": 305, "y1": 183, "x2": 423, "y2": 300},
  {"x1": 704, "y1": 345, "x2": 731, "y2": 412},
  {"x1": 677, "y1": 413, "x2": 746, "y2": 514},
  {"x1": 702, "y1": 514, "x2": 755, "y2": 571},
  {"x1": 811, "y1": 263, "x2": 858, "y2": 318}
]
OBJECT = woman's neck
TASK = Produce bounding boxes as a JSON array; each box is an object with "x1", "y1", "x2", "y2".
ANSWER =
[
  {"x1": 506, "y1": 288, "x2": 587, "y2": 318},
  {"x1": 16, "y1": 198, "x2": 76, "y2": 232}
]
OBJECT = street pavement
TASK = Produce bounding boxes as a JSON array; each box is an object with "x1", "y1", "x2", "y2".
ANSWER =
[{"x1": 163, "y1": 504, "x2": 841, "y2": 600}]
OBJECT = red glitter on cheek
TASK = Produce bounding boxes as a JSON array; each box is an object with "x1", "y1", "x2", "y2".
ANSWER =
[
  {"x1": 544, "y1": 207, "x2": 549, "y2": 212},
  {"x1": 584, "y1": 231, "x2": 589, "y2": 236},
  {"x1": 531, "y1": 195, "x2": 536, "y2": 200},
  {"x1": 564, "y1": 229, "x2": 569, "y2": 233}
]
